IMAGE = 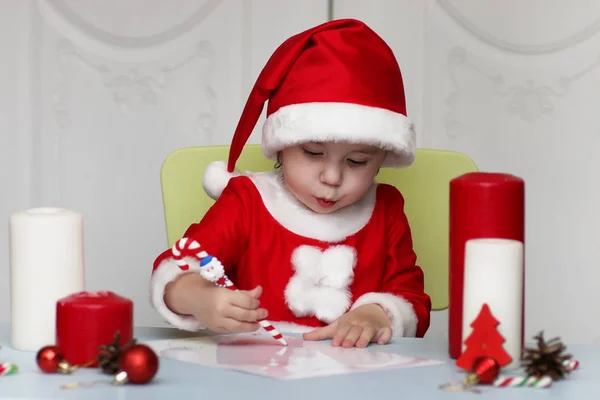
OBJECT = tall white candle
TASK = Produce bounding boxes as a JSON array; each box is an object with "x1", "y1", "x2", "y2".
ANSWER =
[
  {"x1": 461, "y1": 238, "x2": 524, "y2": 370},
  {"x1": 9, "y1": 207, "x2": 85, "y2": 351}
]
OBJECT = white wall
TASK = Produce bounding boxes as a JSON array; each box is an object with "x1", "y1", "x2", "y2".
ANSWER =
[
  {"x1": 0, "y1": 0, "x2": 328, "y2": 329},
  {"x1": 3, "y1": 0, "x2": 599, "y2": 346},
  {"x1": 336, "y1": 0, "x2": 600, "y2": 345}
]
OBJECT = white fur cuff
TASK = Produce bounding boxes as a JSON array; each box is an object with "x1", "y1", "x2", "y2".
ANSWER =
[
  {"x1": 350, "y1": 292, "x2": 418, "y2": 337},
  {"x1": 150, "y1": 256, "x2": 206, "y2": 331}
]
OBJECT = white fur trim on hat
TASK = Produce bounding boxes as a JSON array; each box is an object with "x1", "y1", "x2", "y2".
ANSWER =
[
  {"x1": 262, "y1": 102, "x2": 416, "y2": 167},
  {"x1": 202, "y1": 161, "x2": 241, "y2": 200}
]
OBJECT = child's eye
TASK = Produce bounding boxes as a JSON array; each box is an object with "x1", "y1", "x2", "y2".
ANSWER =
[
  {"x1": 303, "y1": 149, "x2": 323, "y2": 157},
  {"x1": 347, "y1": 159, "x2": 367, "y2": 166}
]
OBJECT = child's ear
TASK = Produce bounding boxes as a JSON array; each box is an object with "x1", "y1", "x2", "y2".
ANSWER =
[{"x1": 274, "y1": 151, "x2": 283, "y2": 169}]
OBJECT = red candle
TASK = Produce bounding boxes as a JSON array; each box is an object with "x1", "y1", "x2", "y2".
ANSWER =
[
  {"x1": 56, "y1": 291, "x2": 133, "y2": 366},
  {"x1": 448, "y1": 172, "x2": 524, "y2": 359}
]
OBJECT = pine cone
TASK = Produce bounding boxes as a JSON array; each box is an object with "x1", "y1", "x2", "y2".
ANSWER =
[
  {"x1": 522, "y1": 331, "x2": 572, "y2": 380},
  {"x1": 97, "y1": 331, "x2": 137, "y2": 374}
]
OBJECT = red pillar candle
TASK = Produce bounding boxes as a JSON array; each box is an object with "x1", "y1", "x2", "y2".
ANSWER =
[
  {"x1": 56, "y1": 291, "x2": 133, "y2": 366},
  {"x1": 448, "y1": 172, "x2": 524, "y2": 359}
]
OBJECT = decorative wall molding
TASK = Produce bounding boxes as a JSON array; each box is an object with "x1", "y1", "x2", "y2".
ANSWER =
[
  {"x1": 38, "y1": 0, "x2": 223, "y2": 62},
  {"x1": 438, "y1": 0, "x2": 600, "y2": 55},
  {"x1": 0, "y1": 0, "x2": 334, "y2": 329},
  {"x1": 54, "y1": 40, "x2": 216, "y2": 130},
  {"x1": 15, "y1": 0, "x2": 41, "y2": 207},
  {"x1": 445, "y1": 46, "x2": 600, "y2": 135}
]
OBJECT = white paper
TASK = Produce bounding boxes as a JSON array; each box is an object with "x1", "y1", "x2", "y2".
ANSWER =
[
  {"x1": 146, "y1": 332, "x2": 443, "y2": 380},
  {"x1": 462, "y1": 238, "x2": 524, "y2": 370},
  {"x1": 9, "y1": 207, "x2": 85, "y2": 351}
]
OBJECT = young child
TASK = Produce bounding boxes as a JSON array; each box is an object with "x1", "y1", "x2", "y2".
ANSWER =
[{"x1": 149, "y1": 18, "x2": 432, "y2": 348}]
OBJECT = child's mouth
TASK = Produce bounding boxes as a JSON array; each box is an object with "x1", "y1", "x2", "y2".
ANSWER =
[{"x1": 316, "y1": 198, "x2": 337, "y2": 208}]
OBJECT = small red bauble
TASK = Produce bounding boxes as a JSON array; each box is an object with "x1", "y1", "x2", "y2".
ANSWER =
[
  {"x1": 472, "y1": 356, "x2": 500, "y2": 384},
  {"x1": 36, "y1": 345, "x2": 63, "y2": 373},
  {"x1": 118, "y1": 344, "x2": 159, "y2": 384}
]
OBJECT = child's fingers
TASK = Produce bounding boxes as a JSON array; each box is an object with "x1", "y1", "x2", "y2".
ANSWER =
[
  {"x1": 230, "y1": 290, "x2": 261, "y2": 309},
  {"x1": 224, "y1": 306, "x2": 268, "y2": 322},
  {"x1": 302, "y1": 323, "x2": 337, "y2": 341},
  {"x1": 340, "y1": 325, "x2": 366, "y2": 348},
  {"x1": 220, "y1": 318, "x2": 260, "y2": 333},
  {"x1": 331, "y1": 323, "x2": 352, "y2": 347},
  {"x1": 355, "y1": 326, "x2": 376, "y2": 348},
  {"x1": 375, "y1": 327, "x2": 393, "y2": 344},
  {"x1": 247, "y1": 286, "x2": 262, "y2": 298}
]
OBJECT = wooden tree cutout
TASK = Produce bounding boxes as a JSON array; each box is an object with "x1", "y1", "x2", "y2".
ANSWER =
[{"x1": 456, "y1": 303, "x2": 512, "y2": 370}]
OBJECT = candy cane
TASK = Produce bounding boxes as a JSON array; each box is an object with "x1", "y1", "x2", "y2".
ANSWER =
[
  {"x1": 171, "y1": 237, "x2": 209, "y2": 270},
  {"x1": 492, "y1": 359, "x2": 579, "y2": 390},
  {"x1": 493, "y1": 375, "x2": 552, "y2": 388},
  {"x1": 0, "y1": 362, "x2": 18, "y2": 376},
  {"x1": 564, "y1": 359, "x2": 579, "y2": 371},
  {"x1": 172, "y1": 238, "x2": 287, "y2": 346}
]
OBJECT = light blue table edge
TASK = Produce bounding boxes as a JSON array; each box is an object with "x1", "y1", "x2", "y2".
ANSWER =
[{"x1": 0, "y1": 323, "x2": 596, "y2": 400}]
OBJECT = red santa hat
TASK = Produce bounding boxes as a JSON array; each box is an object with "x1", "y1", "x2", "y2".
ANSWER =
[{"x1": 203, "y1": 18, "x2": 415, "y2": 200}]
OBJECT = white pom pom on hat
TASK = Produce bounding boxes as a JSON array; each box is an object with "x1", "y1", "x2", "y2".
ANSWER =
[{"x1": 202, "y1": 161, "x2": 240, "y2": 200}]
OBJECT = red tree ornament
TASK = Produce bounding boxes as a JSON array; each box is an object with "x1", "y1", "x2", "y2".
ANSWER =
[
  {"x1": 456, "y1": 303, "x2": 512, "y2": 370},
  {"x1": 114, "y1": 344, "x2": 159, "y2": 384},
  {"x1": 36, "y1": 346, "x2": 63, "y2": 373},
  {"x1": 60, "y1": 344, "x2": 159, "y2": 390},
  {"x1": 470, "y1": 356, "x2": 500, "y2": 384}
]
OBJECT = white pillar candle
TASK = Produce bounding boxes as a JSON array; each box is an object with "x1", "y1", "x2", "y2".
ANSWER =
[
  {"x1": 462, "y1": 238, "x2": 524, "y2": 370},
  {"x1": 9, "y1": 207, "x2": 85, "y2": 351}
]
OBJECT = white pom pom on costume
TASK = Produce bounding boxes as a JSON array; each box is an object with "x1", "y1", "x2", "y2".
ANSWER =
[{"x1": 202, "y1": 160, "x2": 241, "y2": 200}]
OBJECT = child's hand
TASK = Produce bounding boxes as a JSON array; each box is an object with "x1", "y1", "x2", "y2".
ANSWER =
[
  {"x1": 197, "y1": 285, "x2": 269, "y2": 333},
  {"x1": 302, "y1": 304, "x2": 392, "y2": 347},
  {"x1": 165, "y1": 273, "x2": 268, "y2": 333}
]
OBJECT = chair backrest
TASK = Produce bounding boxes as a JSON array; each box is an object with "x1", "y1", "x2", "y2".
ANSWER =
[{"x1": 160, "y1": 144, "x2": 478, "y2": 310}]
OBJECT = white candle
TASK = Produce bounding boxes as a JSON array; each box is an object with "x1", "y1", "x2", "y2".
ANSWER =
[
  {"x1": 9, "y1": 207, "x2": 85, "y2": 351},
  {"x1": 462, "y1": 238, "x2": 524, "y2": 370}
]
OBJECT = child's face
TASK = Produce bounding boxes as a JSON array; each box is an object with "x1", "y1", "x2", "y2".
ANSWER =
[{"x1": 280, "y1": 141, "x2": 386, "y2": 214}]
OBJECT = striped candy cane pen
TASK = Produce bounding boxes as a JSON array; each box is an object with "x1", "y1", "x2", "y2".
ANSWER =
[
  {"x1": 171, "y1": 238, "x2": 209, "y2": 270},
  {"x1": 172, "y1": 239, "x2": 287, "y2": 346}
]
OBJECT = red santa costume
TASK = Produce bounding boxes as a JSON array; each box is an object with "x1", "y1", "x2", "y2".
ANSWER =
[{"x1": 150, "y1": 19, "x2": 432, "y2": 338}]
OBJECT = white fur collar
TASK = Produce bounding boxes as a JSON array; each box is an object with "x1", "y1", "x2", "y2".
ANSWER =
[{"x1": 246, "y1": 170, "x2": 376, "y2": 242}]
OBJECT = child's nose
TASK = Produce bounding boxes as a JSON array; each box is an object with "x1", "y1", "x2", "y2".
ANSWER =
[{"x1": 320, "y1": 164, "x2": 342, "y2": 187}]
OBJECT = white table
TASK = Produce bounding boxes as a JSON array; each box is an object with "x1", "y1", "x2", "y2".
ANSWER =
[{"x1": 0, "y1": 323, "x2": 595, "y2": 399}]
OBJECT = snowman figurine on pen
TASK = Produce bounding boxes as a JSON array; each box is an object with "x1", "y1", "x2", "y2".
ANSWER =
[{"x1": 198, "y1": 256, "x2": 234, "y2": 289}]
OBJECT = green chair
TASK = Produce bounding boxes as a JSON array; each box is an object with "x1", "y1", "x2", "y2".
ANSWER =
[{"x1": 160, "y1": 144, "x2": 478, "y2": 311}]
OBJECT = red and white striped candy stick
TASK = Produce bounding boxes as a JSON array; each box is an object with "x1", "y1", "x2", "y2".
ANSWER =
[
  {"x1": 0, "y1": 362, "x2": 17, "y2": 376},
  {"x1": 564, "y1": 359, "x2": 579, "y2": 371},
  {"x1": 493, "y1": 359, "x2": 579, "y2": 389},
  {"x1": 493, "y1": 375, "x2": 552, "y2": 388},
  {"x1": 172, "y1": 238, "x2": 287, "y2": 346}
]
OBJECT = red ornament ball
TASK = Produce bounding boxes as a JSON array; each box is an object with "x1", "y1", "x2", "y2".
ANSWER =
[
  {"x1": 36, "y1": 345, "x2": 63, "y2": 373},
  {"x1": 118, "y1": 344, "x2": 159, "y2": 384},
  {"x1": 472, "y1": 356, "x2": 500, "y2": 384}
]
